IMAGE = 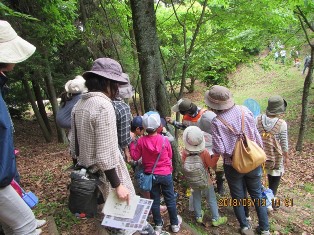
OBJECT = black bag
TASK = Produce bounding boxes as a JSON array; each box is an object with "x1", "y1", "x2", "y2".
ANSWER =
[
  {"x1": 68, "y1": 171, "x2": 100, "y2": 218},
  {"x1": 68, "y1": 115, "x2": 100, "y2": 218}
]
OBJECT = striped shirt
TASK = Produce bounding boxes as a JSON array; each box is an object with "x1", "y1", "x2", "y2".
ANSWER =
[{"x1": 211, "y1": 105, "x2": 263, "y2": 165}]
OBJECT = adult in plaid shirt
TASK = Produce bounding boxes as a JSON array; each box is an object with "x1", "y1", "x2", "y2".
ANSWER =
[
  {"x1": 113, "y1": 73, "x2": 134, "y2": 163},
  {"x1": 205, "y1": 85, "x2": 270, "y2": 235}
]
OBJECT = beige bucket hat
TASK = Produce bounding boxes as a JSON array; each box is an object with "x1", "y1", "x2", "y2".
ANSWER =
[{"x1": 0, "y1": 20, "x2": 36, "y2": 63}]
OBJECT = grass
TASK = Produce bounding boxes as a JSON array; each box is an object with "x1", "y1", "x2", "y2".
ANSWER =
[
  {"x1": 229, "y1": 55, "x2": 314, "y2": 142},
  {"x1": 304, "y1": 183, "x2": 314, "y2": 194}
]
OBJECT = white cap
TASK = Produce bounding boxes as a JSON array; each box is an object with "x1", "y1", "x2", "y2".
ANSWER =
[{"x1": 142, "y1": 111, "x2": 161, "y2": 131}]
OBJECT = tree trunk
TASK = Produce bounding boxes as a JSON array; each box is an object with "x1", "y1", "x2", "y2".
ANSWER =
[
  {"x1": 130, "y1": 0, "x2": 181, "y2": 176},
  {"x1": 22, "y1": 79, "x2": 52, "y2": 142},
  {"x1": 43, "y1": 52, "x2": 68, "y2": 143},
  {"x1": 296, "y1": 47, "x2": 313, "y2": 151},
  {"x1": 31, "y1": 79, "x2": 52, "y2": 133},
  {"x1": 129, "y1": 0, "x2": 170, "y2": 115}
]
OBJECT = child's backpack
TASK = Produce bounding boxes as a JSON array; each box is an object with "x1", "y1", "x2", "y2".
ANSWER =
[
  {"x1": 257, "y1": 116, "x2": 283, "y2": 170},
  {"x1": 182, "y1": 153, "x2": 209, "y2": 189}
]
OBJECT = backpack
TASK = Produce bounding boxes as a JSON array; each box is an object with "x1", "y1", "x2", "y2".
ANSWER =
[
  {"x1": 257, "y1": 116, "x2": 283, "y2": 170},
  {"x1": 216, "y1": 107, "x2": 266, "y2": 174},
  {"x1": 182, "y1": 153, "x2": 209, "y2": 189}
]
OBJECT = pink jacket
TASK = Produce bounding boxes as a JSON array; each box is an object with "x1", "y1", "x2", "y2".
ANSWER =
[{"x1": 130, "y1": 134, "x2": 173, "y2": 175}]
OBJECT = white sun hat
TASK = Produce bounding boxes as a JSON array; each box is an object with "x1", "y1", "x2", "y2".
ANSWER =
[
  {"x1": 65, "y1": 75, "x2": 88, "y2": 94},
  {"x1": 183, "y1": 126, "x2": 205, "y2": 153},
  {"x1": 0, "y1": 20, "x2": 36, "y2": 63}
]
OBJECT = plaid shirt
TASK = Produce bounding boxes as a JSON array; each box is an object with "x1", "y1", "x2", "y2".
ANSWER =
[
  {"x1": 211, "y1": 105, "x2": 263, "y2": 165},
  {"x1": 112, "y1": 98, "x2": 132, "y2": 149},
  {"x1": 70, "y1": 92, "x2": 135, "y2": 198}
]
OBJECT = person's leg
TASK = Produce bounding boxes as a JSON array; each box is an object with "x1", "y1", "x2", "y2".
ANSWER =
[
  {"x1": 0, "y1": 185, "x2": 37, "y2": 235},
  {"x1": 159, "y1": 174, "x2": 178, "y2": 226},
  {"x1": 223, "y1": 164, "x2": 248, "y2": 229},
  {"x1": 204, "y1": 185, "x2": 220, "y2": 220},
  {"x1": 245, "y1": 166, "x2": 269, "y2": 232},
  {"x1": 243, "y1": 181, "x2": 250, "y2": 218},
  {"x1": 150, "y1": 176, "x2": 162, "y2": 226},
  {"x1": 267, "y1": 174, "x2": 281, "y2": 196},
  {"x1": 192, "y1": 188, "x2": 202, "y2": 219},
  {"x1": 215, "y1": 157, "x2": 225, "y2": 195}
]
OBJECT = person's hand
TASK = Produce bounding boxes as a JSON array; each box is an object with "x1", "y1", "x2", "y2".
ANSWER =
[
  {"x1": 130, "y1": 132, "x2": 135, "y2": 141},
  {"x1": 124, "y1": 147, "x2": 132, "y2": 163},
  {"x1": 165, "y1": 117, "x2": 172, "y2": 123},
  {"x1": 162, "y1": 127, "x2": 167, "y2": 133},
  {"x1": 115, "y1": 184, "x2": 130, "y2": 205}
]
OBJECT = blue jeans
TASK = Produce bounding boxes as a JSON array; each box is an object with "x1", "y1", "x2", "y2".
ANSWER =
[
  {"x1": 224, "y1": 165, "x2": 269, "y2": 230},
  {"x1": 192, "y1": 185, "x2": 219, "y2": 220},
  {"x1": 150, "y1": 174, "x2": 178, "y2": 226}
]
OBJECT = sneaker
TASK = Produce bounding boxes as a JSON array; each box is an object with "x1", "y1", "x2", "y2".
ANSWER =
[
  {"x1": 36, "y1": 219, "x2": 47, "y2": 228},
  {"x1": 267, "y1": 205, "x2": 273, "y2": 213},
  {"x1": 240, "y1": 227, "x2": 254, "y2": 235},
  {"x1": 35, "y1": 229, "x2": 42, "y2": 235},
  {"x1": 154, "y1": 221, "x2": 163, "y2": 234},
  {"x1": 246, "y1": 216, "x2": 252, "y2": 221},
  {"x1": 171, "y1": 225, "x2": 180, "y2": 233},
  {"x1": 260, "y1": 231, "x2": 271, "y2": 235},
  {"x1": 196, "y1": 210, "x2": 204, "y2": 223},
  {"x1": 212, "y1": 216, "x2": 227, "y2": 227},
  {"x1": 256, "y1": 227, "x2": 271, "y2": 235}
]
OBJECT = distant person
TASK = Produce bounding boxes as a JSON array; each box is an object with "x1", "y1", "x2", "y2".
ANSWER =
[
  {"x1": 130, "y1": 111, "x2": 181, "y2": 234},
  {"x1": 181, "y1": 126, "x2": 227, "y2": 226},
  {"x1": 113, "y1": 73, "x2": 134, "y2": 163},
  {"x1": 198, "y1": 111, "x2": 225, "y2": 195},
  {"x1": 274, "y1": 51, "x2": 279, "y2": 63},
  {"x1": 279, "y1": 47, "x2": 286, "y2": 64},
  {"x1": 256, "y1": 95, "x2": 289, "y2": 210},
  {"x1": 0, "y1": 20, "x2": 44, "y2": 235},
  {"x1": 290, "y1": 47, "x2": 300, "y2": 68},
  {"x1": 166, "y1": 98, "x2": 206, "y2": 129},
  {"x1": 56, "y1": 75, "x2": 87, "y2": 139},
  {"x1": 205, "y1": 85, "x2": 270, "y2": 235},
  {"x1": 303, "y1": 55, "x2": 311, "y2": 74}
]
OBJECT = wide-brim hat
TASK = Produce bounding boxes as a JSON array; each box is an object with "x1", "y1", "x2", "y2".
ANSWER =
[
  {"x1": 83, "y1": 58, "x2": 128, "y2": 84},
  {"x1": 0, "y1": 20, "x2": 36, "y2": 63},
  {"x1": 183, "y1": 126, "x2": 205, "y2": 153},
  {"x1": 171, "y1": 98, "x2": 192, "y2": 112},
  {"x1": 117, "y1": 73, "x2": 135, "y2": 99},
  {"x1": 266, "y1": 95, "x2": 287, "y2": 115},
  {"x1": 204, "y1": 85, "x2": 234, "y2": 110}
]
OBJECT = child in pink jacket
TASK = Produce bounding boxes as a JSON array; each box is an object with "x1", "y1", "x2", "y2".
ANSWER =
[{"x1": 130, "y1": 111, "x2": 180, "y2": 233}]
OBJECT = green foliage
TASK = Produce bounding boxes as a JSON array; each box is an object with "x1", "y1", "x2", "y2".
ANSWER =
[{"x1": 0, "y1": 2, "x2": 38, "y2": 20}]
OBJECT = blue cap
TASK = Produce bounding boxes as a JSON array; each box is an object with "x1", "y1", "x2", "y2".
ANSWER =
[{"x1": 132, "y1": 116, "x2": 143, "y2": 128}]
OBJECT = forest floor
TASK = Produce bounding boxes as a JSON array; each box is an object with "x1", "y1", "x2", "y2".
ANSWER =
[{"x1": 14, "y1": 53, "x2": 314, "y2": 235}]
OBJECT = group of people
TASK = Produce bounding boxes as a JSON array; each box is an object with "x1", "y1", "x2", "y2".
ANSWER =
[{"x1": 0, "y1": 19, "x2": 289, "y2": 235}]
